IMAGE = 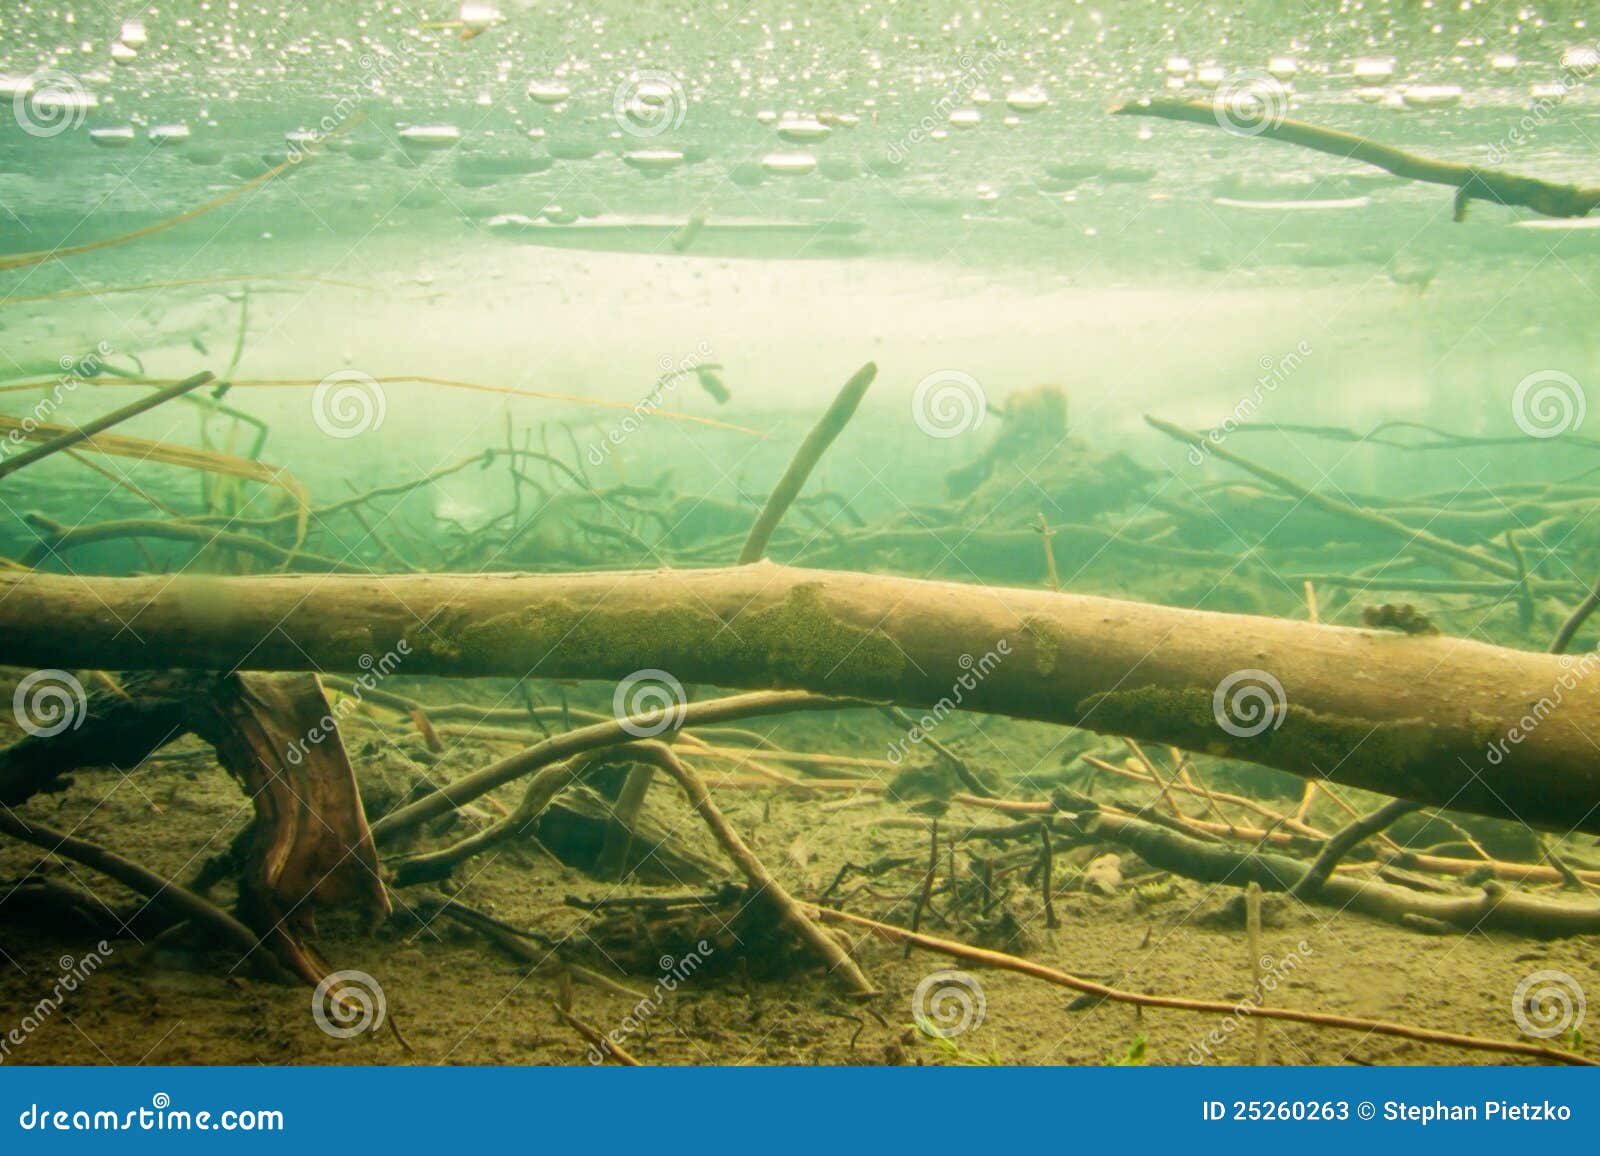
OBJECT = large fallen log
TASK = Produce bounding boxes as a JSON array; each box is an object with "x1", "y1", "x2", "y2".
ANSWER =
[{"x1": 1, "y1": 564, "x2": 1596, "y2": 832}]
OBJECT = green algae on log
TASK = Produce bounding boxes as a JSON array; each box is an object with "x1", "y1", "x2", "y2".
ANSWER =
[{"x1": 2, "y1": 562, "x2": 1598, "y2": 833}]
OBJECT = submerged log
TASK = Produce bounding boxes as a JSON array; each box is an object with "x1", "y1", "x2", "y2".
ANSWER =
[{"x1": 2, "y1": 564, "x2": 1597, "y2": 832}]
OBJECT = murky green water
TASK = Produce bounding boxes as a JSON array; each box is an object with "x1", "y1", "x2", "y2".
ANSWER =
[
  {"x1": 2, "y1": 1, "x2": 1598, "y2": 584},
  {"x1": 7, "y1": 3, "x2": 1600, "y2": 1073}
]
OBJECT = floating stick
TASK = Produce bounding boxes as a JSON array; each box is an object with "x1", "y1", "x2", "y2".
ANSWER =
[{"x1": 1112, "y1": 98, "x2": 1600, "y2": 221}]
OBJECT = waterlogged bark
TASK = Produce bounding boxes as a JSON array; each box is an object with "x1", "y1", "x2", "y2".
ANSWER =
[
  {"x1": 0, "y1": 670, "x2": 387, "y2": 982},
  {"x1": 2, "y1": 564, "x2": 1598, "y2": 832}
]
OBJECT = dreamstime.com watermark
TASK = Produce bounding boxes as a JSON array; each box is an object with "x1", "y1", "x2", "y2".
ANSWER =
[
  {"x1": 885, "y1": 42, "x2": 1011, "y2": 164},
  {"x1": 311, "y1": 969, "x2": 386, "y2": 1039},
  {"x1": 311, "y1": 369, "x2": 387, "y2": 438},
  {"x1": 285, "y1": 41, "x2": 417, "y2": 162},
  {"x1": 284, "y1": 643, "x2": 411, "y2": 765},
  {"x1": 911, "y1": 369, "x2": 987, "y2": 439},
  {"x1": 10, "y1": 69, "x2": 95, "y2": 137},
  {"x1": 1211, "y1": 69, "x2": 1291, "y2": 137},
  {"x1": 587, "y1": 942, "x2": 713, "y2": 1062},
  {"x1": 1187, "y1": 342, "x2": 1312, "y2": 465},
  {"x1": 911, "y1": 969, "x2": 986, "y2": 1038},
  {"x1": 0, "y1": 943, "x2": 113, "y2": 1064},
  {"x1": 11, "y1": 669, "x2": 88, "y2": 738},
  {"x1": 613, "y1": 668, "x2": 688, "y2": 738},
  {"x1": 1483, "y1": 647, "x2": 1600, "y2": 766},
  {"x1": 1186, "y1": 938, "x2": 1313, "y2": 1063},
  {"x1": 1486, "y1": 43, "x2": 1599, "y2": 164},
  {"x1": 613, "y1": 70, "x2": 688, "y2": 138},
  {"x1": 887, "y1": 641, "x2": 1010, "y2": 765},
  {"x1": 1511, "y1": 969, "x2": 1585, "y2": 1039},
  {"x1": 17, "y1": 1094, "x2": 283, "y2": 1132},
  {"x1": 1212, "y1": 668, "x2": 1288, "y2": 738},
  {"x1": 0, "y1": 342, "x2": 114, "y2": 464},
  {"x1": 588, "y1": 342, "x2": 714, "y2": 466},
  {"x1": 1511, "y1": 369, "x2": 1586, "y2": 439}
]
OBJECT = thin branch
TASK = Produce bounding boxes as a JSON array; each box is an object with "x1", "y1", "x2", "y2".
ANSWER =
[
  {"x1": 738, "y1": 362, "x2": 876, "y2": 564},
  {"x1": 820, "y1": 907, "x2": 1595, "y2": 1065},
  {"x1": 1112, "y1": 98, "x2": 1600, "y2": 221},
  {"x1": 0, "y1": 372, "x2": 215, "y2": 482}
]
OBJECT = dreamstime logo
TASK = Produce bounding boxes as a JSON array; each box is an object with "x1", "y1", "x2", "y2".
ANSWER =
[
  {"x1": 1187, "y1": 939, "x2": 1313, "y2": 1063},
  {"x1": 1212, "y1": 70, "x2": 1289, "y2": 137},
  {"x1": 1486, "y1": 41, "x2": 1599, "y2": 164},
  {"x1": 613, "y1": 71, "x2": 687, "y2": 138},
  {"x1": 912, "y1": 370, "x2": 986, "y2": 438},
  {"x1": 1212, "y1": 668, "x2": 1287, "y2": 738},
  {"x1": 285, "y1": 641, "x2": 410, "y2": 765},
  {"x1": 12, "y1": 70, "x2": 92, "y2": 137},
  {"x1": 588, "y1": 341, "x2": 714, "y2": 465},
  {"x1": 312, "y1": 370, "x2": 387, "y2": 439},
  {"x1": 1188, "y1": 342, "x2": 1312, "y2": 464},
  {"x1": 586, "y1": 942, "x2": 713, "y2": 1063},
  {"x1": 0, "y1": 941, "x2": 113, "y2": 1065},
  {"x1": 1483, "y1": 648, "x2": 1600, "y2": 767},
  {"x1": 887, "y1": 641, "x2": 1010, "y2": 765},
  {"x1": 12, "y1": 670, "x2": 87, "y2": 739},
  {"x1": 286, "y1": 41, "x2": 416, "y2": 163},
  {"x1": 885, "y1": 41, "x2": 1011, "y2": 164},
  {"x1": 311, "y1": 969, "x2": 386, "y2": 1039},
  {"x1": 0, "y1": 342, "x2": 114, "y2": 464},
  {"x1": 613, "y1": 669, "x2": 687, "y2": 737},
  {"x1": 1512, "y1": 370, "x2": 1585, "y2": 439},
  {"x1": 1512, "y1": 970, "x2": 1585, "y2": 1039},
  {"x1": 911, "y1": 969, "x2": 986, "y2": 1038}
]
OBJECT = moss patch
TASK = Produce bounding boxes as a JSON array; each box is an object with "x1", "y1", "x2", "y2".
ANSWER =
[
  {"x1": 416, "y1": 583, "x2": 905, "y2": 690},
  {"x1": 736, "y1": 583, "x2": 906, "y2": 686},
  {"x1": 1021, "y1": 616, "x2": 1064, "y2": 677}
]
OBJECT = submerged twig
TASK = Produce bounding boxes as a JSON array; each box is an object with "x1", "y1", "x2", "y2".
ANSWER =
[
  {"x1": 1292, "y1": 798, "x2": 1423, "y2": 900},
  {"x1": 374, "y1": 690, "x2": 860, "y2": 842},
  {"x1": 820, "y1": 907, "x2": 1595, "y2": 1065},
  {"x1": 738, "y1": 362, "x2": 877, "y2": 564},
  {"x1": 1147, "y1": 414, "x2": 1518, "y2": 580},
  {"x1": 0, "y1": 116, "x2": 364, "y2": 271},
  {"x1": 0, "y1": 809, "x2": 280, "y2": 975},
  {"x1": 1551, "y1": 578, "x2": 1600, "y2": 654},
  {"x1": 552, "y1": 1002, "x2": 641, "y2": 1065},
  {"x1": 1112, "y1": 98, "x2": 1600, "y2": 221},
  {"x1": 631, "y1": 742, "x2": 879, "y2": 996},
  {"x1": 0, "y1": 372, "x2": 215, "y2": 482}
]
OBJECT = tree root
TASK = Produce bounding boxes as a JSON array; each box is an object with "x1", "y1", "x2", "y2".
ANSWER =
[{"x1": 0, "y1": 809, "x2": 288, "y2": 979}]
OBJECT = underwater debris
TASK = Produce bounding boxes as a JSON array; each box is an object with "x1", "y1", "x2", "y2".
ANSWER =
[
  {"x1": 1361, "y1": 603, "x2": 1441, "y2": 636},
  {"x1": 693, "y1": 363, "x2": 730, "y2": 404},
  {"x1": 0, "y1": 371, "x2": 214, "y2": 483},
  {"x1": 0, "y1": 671, "x2": 387, "y2": 986},
  {"x1": 1113, "y1": 98, "x2": 1600, "y2": 221},
  {"x1": 0, "y1": 115, "x2": 364, "y2": 272},
  {"x1": 738, "y1": 362, "x2": 876, "y2": 564}
]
